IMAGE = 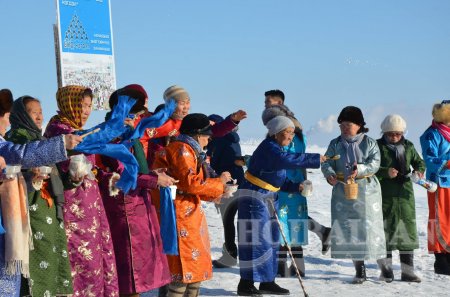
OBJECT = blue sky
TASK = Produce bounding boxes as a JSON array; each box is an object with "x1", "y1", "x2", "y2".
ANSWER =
[{"x1": 1, "y1": 0, "x2": 448, "y2": 147}]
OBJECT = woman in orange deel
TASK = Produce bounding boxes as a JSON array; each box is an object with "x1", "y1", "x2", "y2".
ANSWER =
[{"x1": 152, "y1": 113, "x2": 232, "y2": 297}]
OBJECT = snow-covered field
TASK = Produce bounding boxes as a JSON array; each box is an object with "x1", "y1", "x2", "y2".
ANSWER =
[{"x1": 144, "y1": 142, "x2": 449, "y2": 297}]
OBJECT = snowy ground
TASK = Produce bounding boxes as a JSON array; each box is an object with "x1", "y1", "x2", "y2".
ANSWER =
[{"x1": 144, "y1": 142, "x2": 449, "y2": 297}]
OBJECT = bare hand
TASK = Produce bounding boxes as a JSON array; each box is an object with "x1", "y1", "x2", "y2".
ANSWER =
[
  {"x1": 388, "y1": 167, "x2": 398, "y2": 178},
  {"x1": 231, "y1": 110, "x2": 247, "y2": 122},
  {"x1": 64, "y1": 134, "x2": 83, "y2": 150},
  {"x1": 220, "y1": 171, "x2": 232, "y2": 185},
  {"x1": 413, "y1": 171, "x2": 424, "y2": 179},
  {"x1": 319, "y1": 155, "x2": 327, "y2": 163},
  {"x1": 124, "y1": 118, "x2": 135, "y2": 128},
  {"x1": 0, "y1": 157, "x2": 5, "y2": 170},
  {"x1": 327, "y1": 175, "x2": 338, "y2": 186},
  {"x1": 298, "y1": 183, "x2": 305, "y2": 192},
  {"x1": 154, "y1": 168, "x2": 177, "y2": 187}
]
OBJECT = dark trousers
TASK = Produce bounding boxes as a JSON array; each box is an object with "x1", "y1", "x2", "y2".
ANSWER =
[{"x1": 220, "y1": 196, "x2": 239, "y2": 257}]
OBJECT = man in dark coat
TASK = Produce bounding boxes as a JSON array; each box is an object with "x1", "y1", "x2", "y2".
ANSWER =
[{"x1": 207, "y1": 114, "x2": 245, "y2": 268}]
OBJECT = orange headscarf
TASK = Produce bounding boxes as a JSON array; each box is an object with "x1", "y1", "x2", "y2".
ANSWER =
[{"x1": 49, "y1": 85, "x2": 88, "y2": 130}]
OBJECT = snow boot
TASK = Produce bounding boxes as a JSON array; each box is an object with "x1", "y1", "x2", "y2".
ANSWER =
[
  {"x1": 321, "y1": 227, "x2": 331, "y2": 255},
  {"x1": 352, "y1": 260, "x2": 367, "y2": 284},
  {"x1": 277, "y1": 245, "x2": 290, "y2": 277},
  {"x1": 259, "y1": 281, "x2": 290, "y2": 295},
  {"x1": 377, "y1": 257, "x2": 394, "y2": 283},
  {"x1": 237, "y1": 279, "x2": 262, "y2": 297},
  {"x1": 400, "y1": 253, "x2": 421, "y2": 282},
  {"x1": 434, "y1": 253, "x2": 450, "y2": 275},
  {"x1": 212, "y1": 243, "x2": 237, "y2": 268}
]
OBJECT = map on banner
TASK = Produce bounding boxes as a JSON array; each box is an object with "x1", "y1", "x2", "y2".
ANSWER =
[{"x1": 55, "y1": 0, "x2": 116, "y2": 110}]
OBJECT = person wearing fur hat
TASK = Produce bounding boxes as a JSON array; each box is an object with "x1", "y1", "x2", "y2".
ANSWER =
[
  {"x1": 237, "y1": 116, "x2": 325, "y2": 296},
  {"x1": 321, "y1": 106, "x2": 386, "y2": 284},
  {"x1": 97, "y1": 86, "x2": 177, "y2": 296},
  {"x1": 420, "y1": 100, "x2": 450, "y2": 275},
  {"x1": 375, "y1": 114, "x2": 425, "y2": 282},
  {"x1": 151, "y1": 113, "x2": 232, "y2": 297},
  {"x1": 262, "y1": 92, "x2": 331, "y2": 278}
]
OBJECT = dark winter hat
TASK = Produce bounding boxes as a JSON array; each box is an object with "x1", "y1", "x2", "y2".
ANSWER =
[
  {"x1": 0, "y1": 89, "x2": 13, "y2": 116},
  {"x1": 180, "y1": 113, "x2": 213, "y2": 136},
  {"x1": 124, "y1": 84, "x2": 148, "y2": 99},
  {"x1": 109, "y1": 85, "x2": 148, "y2": 113},
  {"x1": 337, "y1": 106, "x2": 366, "y2": 126},
  {"x1": 208, "y1": 114, "x2": 224, "y2": 124}
]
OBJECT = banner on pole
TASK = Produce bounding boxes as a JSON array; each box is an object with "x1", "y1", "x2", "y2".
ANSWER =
[{"x1": 55, "y1": 0, "x2": 116, "y2": 110}]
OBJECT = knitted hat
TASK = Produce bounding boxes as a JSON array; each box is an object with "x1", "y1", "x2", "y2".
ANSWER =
[
  {"x1": 163, "y1": 85, "x2": 190, "y2": 102},
  {"x1": 208, "y1": 114, "x2": 224, "y2": 124},
  {"x1": 261, "y1": 104, "x2": 302, "y2": 130},
  {"x1": 266, "y1": 116, "x2": 295, "y2": 136},
  {"x1": 380, "y1": 114, "x2": 407, "y2": 133},
  {"x1": 337, "y1": 106, "x2": 366, "y2": 126},
  {"x1": 0, "y1": 89, "x2": 13, "y2": 116},
  {"x1": 432, "y1": 100, "x2": 450, "y2": 123},
  {"x1": 180, "y1": 113, "x2": 213, "y2": 135}
]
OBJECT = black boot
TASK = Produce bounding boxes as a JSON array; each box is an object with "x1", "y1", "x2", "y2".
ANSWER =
[
  {"x1": 259, "y1": 281, "x2": 290, "y2": 295},
  {"x1": 277, "y1": 245, "x2": 290, "y2": 277},
  {"x1": 307, "y1": 216, "x2": 331, "y2": 254},
  {"x1": 400, "y1": 253, "x2": 421, "y2": 282},
  {"x1": 321, "y1": 227, "x2": 332, "y2": 255},
  {"x1": 377, "y1": 257, "x2": 394, "y2": 283},
  {"x1": 237, "y1": 279, "x2": 262, "y2": 297},
  {"x1": 352, "y1": 260, "x2": 367, "y2": 284},
  {"x1": 434, "y1": 253, "x2": 450, "y2": 275},
  {"x1": 212, "y1": 243, "x2": 237, "y2": 268},
  {"x1": 157, "y1": 284, "x2": 168, "y2": 297},
  {"x1": 290, "y1": 246, "x2": 305, "y2": 277}
]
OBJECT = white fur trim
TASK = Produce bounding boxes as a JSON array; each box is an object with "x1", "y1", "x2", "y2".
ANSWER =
[{"x1": 109, "y1": 172, "x2": 121, "y2": 197}]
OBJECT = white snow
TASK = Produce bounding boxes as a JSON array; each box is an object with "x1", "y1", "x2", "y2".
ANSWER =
[{"x1": 144, "y1": 142, "x2": 448, "y2": 297}]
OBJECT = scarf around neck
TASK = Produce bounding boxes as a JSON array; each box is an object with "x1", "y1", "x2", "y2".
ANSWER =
[
  {"x1": 340, "y1": 133, "x2": 364, "y2": 179},
  {"x1": 432, "y1": 120, "x2": 450, "y2": 143},
  {"x1": 382, "y1": 135, "x2": 407, "y2": 176}
]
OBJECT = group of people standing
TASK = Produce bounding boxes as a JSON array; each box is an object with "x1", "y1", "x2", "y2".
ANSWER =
[{"x1": 0, "y1": 84, "x2": 448, "y2": 297}]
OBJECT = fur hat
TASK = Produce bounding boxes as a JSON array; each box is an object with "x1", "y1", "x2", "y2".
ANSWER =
[
  {"x1": 337, "y1": 106, "x2": 366, "y2": 126},
  {"x1": 432, "y1": 100, "x2": 450, "y2": 123},
  {"x1": 180, "y1": 113, "x2": 213, "y2": 136},
  {"x1": 266, "y1": 116, "x2": 295, "y2": 136},
  {"x1": 109, "y1": 85, "x2": 148, "y2": 113},
  {"x1": 380, "y1": 114, "x2": 407, "y2": 133},
  {"x1": 262, "y1": 104, "x2": 302, "y2": 130},
  {"x1": 163, "y1": 85, "x2": 190, "y2": 102}
]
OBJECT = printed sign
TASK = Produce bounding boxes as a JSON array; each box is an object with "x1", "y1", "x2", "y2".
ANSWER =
[{"x1": 55, "y1": 0, "x2": 116, "y2": 110}]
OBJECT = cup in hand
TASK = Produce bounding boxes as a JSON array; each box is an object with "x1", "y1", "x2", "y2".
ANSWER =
[
  {"x1": 301, "y1": 180, "x2": 313, "y2": 197},
  {"x1": 38, "y1": 166, "x2": 52, "y2": 177},
  {"x1": 3, "y1": 165, "x2": 21, "y2": 179},
  {"x1": 223, "y1": 184, "x2": 239, "y2": 198},
  {"x1": 169, "y1": 185, "x2": 177, "y2": 200}
]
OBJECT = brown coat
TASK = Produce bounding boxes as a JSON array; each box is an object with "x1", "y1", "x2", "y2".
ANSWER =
[{"x1": 152, "y1": 141, "x2": 224, "y2": 283}]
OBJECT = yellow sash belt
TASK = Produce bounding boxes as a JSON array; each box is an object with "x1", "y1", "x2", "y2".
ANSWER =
[{"x1": 244, "y1": 171, "x2": 280, "y2": 192}]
